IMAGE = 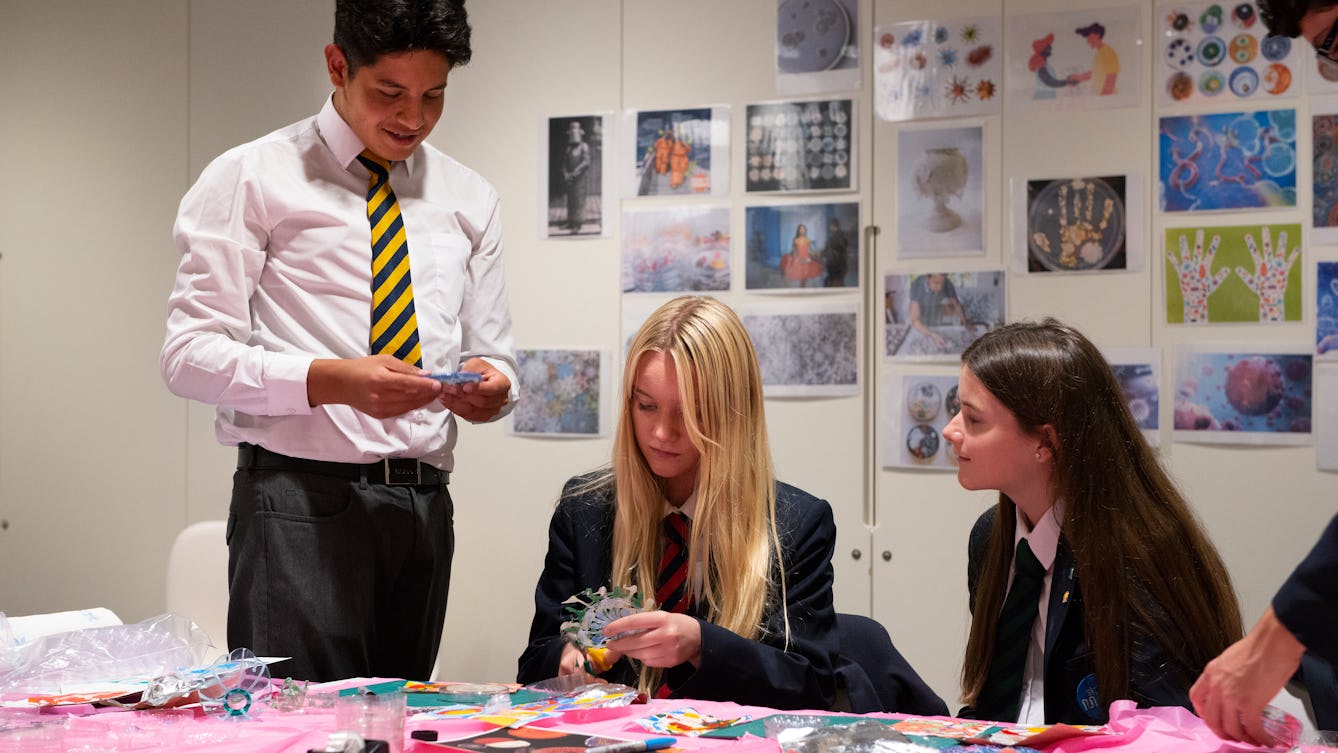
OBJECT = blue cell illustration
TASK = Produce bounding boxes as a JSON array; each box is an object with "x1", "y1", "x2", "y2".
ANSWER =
[
  {"x1": 1261, "y1": 35, "x2": 1292, "y2": 60},
  {"x1": 1263, "y1": 142, "x2": 1296, "y2": 177},
  {"x1": 1229, "y1": 66, "x2": 1260, "y2": 96},
  {"x1": 1227, "y1": 114, "x2": 1261, "y2": 149},
  {"x1": 1200, "y1": 70, "x2": 1226, "y2": 95},
  {"x1": 1269, "y1": 109, "x2": 1297, "y2": 140},
  {"x1": 903, "y1": 28, "x2": 923, "y2": 46},
  {"x1": 939, "y1": 48, "x2": 958, "y2": 66},
  {"x1": 1198, "y1": 36, "x2": 1227, "y2": 66}
]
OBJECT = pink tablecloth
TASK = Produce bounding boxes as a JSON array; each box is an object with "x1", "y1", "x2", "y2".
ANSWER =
[{"x1": 3, "y1": 689, "x2": 1286, "y2": 753}]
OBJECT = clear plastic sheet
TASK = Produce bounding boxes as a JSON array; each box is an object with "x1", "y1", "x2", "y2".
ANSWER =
[
  {"x1": 0, "y1": 613, "x2": 212, "y2": 694},
  {"x1": 762, "y1": 716, "x2": 924, "y2": 753}
]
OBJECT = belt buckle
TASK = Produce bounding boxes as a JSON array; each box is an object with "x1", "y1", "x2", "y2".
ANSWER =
[{"x1": 384, "y1": 458, "x2": 422, "y2": 486}]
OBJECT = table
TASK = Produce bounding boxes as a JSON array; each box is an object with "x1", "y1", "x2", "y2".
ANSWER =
[{"x1": 0, "y1": 681, "x2": 1305, "y2": 753}]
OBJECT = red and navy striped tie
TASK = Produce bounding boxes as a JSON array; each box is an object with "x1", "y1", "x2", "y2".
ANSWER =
[
  {"x1": 654, "y1": 511, "x2": 693, "y2": 699},
  {"x1": 656, "y1": 512, "x2": 694, "y2": 614}
]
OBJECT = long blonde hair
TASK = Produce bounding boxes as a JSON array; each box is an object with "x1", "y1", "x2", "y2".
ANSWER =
[{"x1": 604, "y1": 296, "x2": 785, "y2": 693}]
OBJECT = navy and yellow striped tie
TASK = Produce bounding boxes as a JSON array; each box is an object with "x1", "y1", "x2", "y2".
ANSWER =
[{"x1": 357, "y1": 150, "x2": 422, "y2": 367}]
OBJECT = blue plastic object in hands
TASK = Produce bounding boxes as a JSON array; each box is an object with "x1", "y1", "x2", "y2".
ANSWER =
[{"x1": 427, "y1": 371, "x2": 483, "y2": 385}]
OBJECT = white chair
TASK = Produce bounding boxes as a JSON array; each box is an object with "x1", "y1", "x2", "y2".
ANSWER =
[{"x1": 165, "y1": 520, "x2": 230, "y2": 652}]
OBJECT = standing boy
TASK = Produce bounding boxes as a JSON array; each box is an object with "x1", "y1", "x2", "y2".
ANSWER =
[{"x1": 161, "y1": 0, "x2": 517, "y2": 682}]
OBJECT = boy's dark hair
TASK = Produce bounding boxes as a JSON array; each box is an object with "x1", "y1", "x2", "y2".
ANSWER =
[
  {"x1": 334, "y1": 0, "x2": 472, "y2": 74},
  {"x1": 1258, "y1": 0, "x2": 1338, "y2": 38}
]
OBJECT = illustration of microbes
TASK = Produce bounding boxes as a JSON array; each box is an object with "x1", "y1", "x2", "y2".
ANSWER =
[
  {"x1": 1175, "y1": 399, "x2": 1219, "y2": 430},
  {"x1": 1168, "y1": 10, "x2": 1192, "y2": 32},
  {"x1": 967, "y1": 44, "x2": 993, "y2": 66},
  {"x1": 1168, "y1": 71, "x2": 1195, "y2": 100},
  {"x1": 911, "y1": 52, "x2": 928, "y2": 70},
  {"x1": 939, "y1": 48, "x2": 958, "y2": 67},
  {"x1": 1167, "y1": 37, "x2": 1196, "y2": 68},
  {"x1": 961, "y1": 25, "x2": 980, "y2": 43},
  {"x1": 976, "y1": 79, "x2": 996, "y2": 100},
  {"x1": 1232, "y1": 2, "x2": 1256, "y2": 28},
  {"x1": 1224, "y1": 356, "x2": 1283, "y2": 415},
  {"x1": 1284, "y1": 357, "x2": 1310, "y2": 382},
  {"x1": 880, "y1": 32, "x2": 895, "y2": 48},
  {"x1": 1261, "y1": 35, "x2": 1292, "y2": 61},
  {"x1": 1263, "y1": 140, "x2": 1296, "y2": 177},
  {"x1": 1230, "y1": 33, "x2": 1258, "y2": 64},
  {"x1": 1201, "y1": 4, "x2": 1224, "y2": 33},
  {"x1": 907, "y1": 382, "x2": 942, "y2": 422},
  {"x1": 903, "y1": 28, "x2": 923, "y2": 46},
  {"x1": 1197, "y1": 36, "x2": 1226, "y2": 67},
  {"x1": 1164, "y1": 117, "x2": 1208, "y2": 192},
  {"x1": 906, "y1": 424, "x2": 940, "y2": 459},
  {"x1": 934, "y1": 26, "x2": 950, "y2": 44},
  {"x1": 1200, "y1": 70, "x2": 1226, "y2": 96},
  {"x1": 945, "y1": 76, "x2": 971, "y2": 104}
]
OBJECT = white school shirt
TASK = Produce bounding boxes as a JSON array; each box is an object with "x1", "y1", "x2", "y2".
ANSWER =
[
  {"x1": 1013, "y1": 504, "x2": 1062, "y2": 725},
  {"x1": 161, "y1": 95, "x2": 518, "y2": 471}
]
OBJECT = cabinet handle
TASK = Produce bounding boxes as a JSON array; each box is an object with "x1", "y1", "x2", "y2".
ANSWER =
[
  {"x1": 881, "y1": 550, "x2": 892, "y2": 561},
  {"x1": 862, "y1": 223, "x2": 881, "y2": 530},
  {"x1": 851, "y1": 549, "x2": 862, "y2": 561}
]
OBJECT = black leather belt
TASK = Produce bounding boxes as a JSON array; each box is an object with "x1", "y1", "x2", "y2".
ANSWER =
[{"x1": 237, "y1": 443, "x2": 447, "y2": 486}]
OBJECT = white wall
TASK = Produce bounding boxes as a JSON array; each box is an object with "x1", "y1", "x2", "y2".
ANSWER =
[
  {"x1": 0, "y1": 1, "x2": 188, "y2": 619},
  {"x1": 0, "y1": 0, "x2": 1333, "y2": 713}
]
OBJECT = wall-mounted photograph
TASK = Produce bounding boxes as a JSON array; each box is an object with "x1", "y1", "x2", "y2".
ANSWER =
[
  {"x1": 1004, "y1": 5, "x2": 1142, "y2": 111},
  {"x1": 624, "y1": 106, "x2": 730, "y2": 197},
  {"x1": 509, "y1": 349, "x2": 611, "y2": 437},
  {"x1": 874, "y1": 16, "x2": 1002, "y2": 122},
  {"x1": 881, "y1": 372, "x2": 960, "y2": 470},
  {"x1": 897, "y1": 124, "x2": 985, "y2": 259},
  {"x1": 1159, "y1": 109, "x2": 1297, "y2": 212},
  {"x1": 776, "y1": 0, "x2": 860, "y2": 95},
  {"x1": 621, "y1": 205, "x2": 731, "y2": 294},
  {"x1": 1011, "y1": 174, "x2": 1144, "y2": 273},
  {"x1": 738, "y1": 301, "x2": 859, "y2": 397},
  {"x1": 1158, "y1": 2, "x2": 1300, "y2": 105},
  {"x1": 884, "y1": 271, "x2": 1006, "y2": 361},
  {"x1": 1313, "y1": 111, "x2": 1338, "y2": 244},
  {"x1": 542, "y1": 114, "x2": 610, "y2": 239},
  {"x1": 1105, "y1": 347, "x2": 1162, "y2": 447},
  {"x1": 1319, "y1": 261, "x2": 1338, "y2": 358},
  {"x1": 745, "y1": 201, "x2": 859, "y2": 290},
  {"x1": 1164, "y1": 223, "x2": 1302, "y2": 324},
  {"x1": 745, "y1": 98, "x2": 855, "y2": 193},
  {"x1": 1173, "y1": 346, "x2": 1312, "y2": 445}
]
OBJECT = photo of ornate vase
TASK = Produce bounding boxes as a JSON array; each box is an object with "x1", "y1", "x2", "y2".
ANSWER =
[{"x1": 912, "y1": 146, "x2": 968, "y2": 232}]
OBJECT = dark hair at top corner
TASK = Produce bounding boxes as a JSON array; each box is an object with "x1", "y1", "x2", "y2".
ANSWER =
[
  {"x1": 1074, "y1": 22, "x2": 1106, "y2": 38},
  {"x1": 1258, "y1": 0, "x2": 1338, "y2": 38},
  {"x1": 333, "y1": 0, "x2": 472, "y2": 74}
]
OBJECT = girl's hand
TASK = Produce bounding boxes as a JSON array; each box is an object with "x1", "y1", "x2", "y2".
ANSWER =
[{"x1": 604, "y1": 611, "x2": 702, "y2": 669}]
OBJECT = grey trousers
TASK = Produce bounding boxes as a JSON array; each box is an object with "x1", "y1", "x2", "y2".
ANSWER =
[{"x1": 225, "y1": 461, "x2": 454, "y2": 682}]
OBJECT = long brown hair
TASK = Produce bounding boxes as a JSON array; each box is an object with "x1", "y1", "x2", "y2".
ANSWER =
[{"x1": 959, "y1": 319, "x2": 1242, "y2": 709}]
